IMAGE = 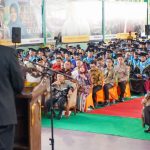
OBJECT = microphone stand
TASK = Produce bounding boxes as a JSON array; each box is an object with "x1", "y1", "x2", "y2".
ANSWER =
[{"x1": 28, "y1": 61, "x2": 75, "y2": 150}]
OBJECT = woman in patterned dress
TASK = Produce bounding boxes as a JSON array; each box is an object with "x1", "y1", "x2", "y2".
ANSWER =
[{"x1": 76, "y1": 65, "x2": 91, "y2": 112}]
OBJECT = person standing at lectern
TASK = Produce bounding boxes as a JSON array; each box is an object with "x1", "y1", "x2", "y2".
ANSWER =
[{"x1": 0, "y1": 45, "x2": 24, "y2": 150}]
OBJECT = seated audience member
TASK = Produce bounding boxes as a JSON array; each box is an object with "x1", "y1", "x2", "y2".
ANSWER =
[
  {"x1": 142, "y1": 92, "x2": 150, "y2": 133},
  {"x1": 45, "y1": 74, "x2": 75, "y2": 120},
  {"x1": 64, "y1": 51, "x2": 76, "y2": 68},
  {"x1": 130, "y1": 52, "x2": 149, "y2": 94},
  {"x1": 103, "y1": 58, "x2": 116, "y2": 105},
  {"x1": 97, "y1": 57, "x2": 105, "y2": 72},
  {"x1": 76, "y1": 65, "x2": 91, "y2": 112},
  {"x1": 52, "y1": 57, "x2": 63, "y2": 71},
  {"x1": 105, "y1": 50, "x2": 112, "y2": 59},
  {"x1": 124, "y1": 52, "x2": 131, "y2": 65},
  {"x1": 130, "y1": 52, "x2": 140, "y2": 70},
  {"x1": 62, "y1": 60, "x2": 72, "y2": 76},
  {"x1": 115, "y1": 54, "x2": 129, "y2": 102},
  {"x1": 72, "y1": 60, "x2": 83, "y2": 79},
  {"x1": 28, "y1": 48, "x2": 37, "y2": 62},
  {"x1": 83, "y1": 49, "x2": 95, "y2": 69},
  {"x1": 89, "y1": 60, "x2": 103, "y2": 106}
]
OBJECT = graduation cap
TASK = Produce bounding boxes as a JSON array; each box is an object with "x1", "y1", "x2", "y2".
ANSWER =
[
  {"x1": 76, "y1": 44, "x2": 81, "y2": 49},
  {"x1": 68, "y1": 45, "x2": 73, "y2": 48},
  {"x1": 45, "y1": 48, "x2": 50, "y2": 53},
  {"x1": 106, "y1": 50, "x2": 113, "y2": 54},
  {"x1": 16, "y1": 48, "x2": 24, "y2": 53},
  {"x1": 87, "y1": 49, "x2": 94, "y2": 53},
  {"x1": 133, "y1": 43, "x2": 139, "y2": 49},
  {"x1": 59, "y1": 48, "x2": 66, "y2": 53},
  {"x1": 36, "y1": 57, "x2": 43, "y2": 62},
  {"x1": 44, "y1": 47, "x2": 50, "y2": 52},
  {"x1": 72, "y1": 47, "x2": 77, "y2": 51},
  {"x1": 116, "y1": 53, "x2": 123, "y2": 58},
  {"x1": 38, "y1": 48, "x2": 44, "y2": 52},
  {"x1": 96, "y1": 52, "x2": 105, "y2": 58},
  {"x1": 146, "y1": 40, "x2": 150, "y2": 44},
  {"x1": 29, "y1": 48, "x2": 37, "y2": 52},
  {"x1": 140, "y1": 41, "x2": 146, "y2": 45},
  {"x1": 98, "y1": 40, "x2": 106, "y2": 45},
  {"x1": 87, "y1": 42, "x2": 95, "y2": 46},
  {"x1": 141, "y1": 36, "x2": 147, "y2": 40},
  {"x1": 56, "y1": 56, "x2": 62, "y2": 60},
  {"x1": 54, "y1": 49, "x2": 61, "y2": 55},
  {"x1": 139, "y1": 52, "x2": 147, "y2": 57},
  {"x1": 74, "y1": 52, "x2": 80, "y2": 56}
]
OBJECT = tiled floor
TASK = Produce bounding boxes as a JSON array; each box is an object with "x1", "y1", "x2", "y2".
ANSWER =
[{"x1": 42, "y1": 128, "x2": 150, "y2": 150}]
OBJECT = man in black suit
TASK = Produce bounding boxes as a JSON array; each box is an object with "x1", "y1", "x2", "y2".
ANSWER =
[{"x1": 0, "y1": 45, "x2": 24, "y2": 150}]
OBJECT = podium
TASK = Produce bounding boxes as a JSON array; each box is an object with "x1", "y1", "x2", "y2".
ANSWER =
[{"x1": 13, "y1": 79, "x2": 48, "y2": 150}]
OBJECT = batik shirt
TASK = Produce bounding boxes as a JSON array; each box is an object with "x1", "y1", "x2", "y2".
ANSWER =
[
  {"x1": 89, "y1": 68, "x2": 103, "y2": 86},
  {"x1": 104, "y1": 67, "x2": 116, "y2": 85},
  {"x1": 114, "y1": 63, "x2": 129, "y2": 82}
]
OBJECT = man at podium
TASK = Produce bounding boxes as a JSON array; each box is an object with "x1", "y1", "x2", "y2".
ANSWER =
[{"x1": 0, "y1": 45, "x2": 24, "y2": 150}]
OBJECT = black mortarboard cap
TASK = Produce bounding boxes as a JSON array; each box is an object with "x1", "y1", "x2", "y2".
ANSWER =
[
  {"x1": 74, "y1": 52, "x2": 80, "y2": 56},
  {"x1": 59, "y1": 48, "x2": 66, "y2": 53},
  {"x1": 140, "y1": 41, "x2": 146, "y2": 45},
  {"x1": 44, "y1": 47, "x2": 50, "y2": 52},
  {"x1": 141, "y1": 36, "x2": 147, "y2": 40},
  {"x1": 68, "y1": 45, "x2": 73, "y2": 48},
  {"x1": 54, "y1": 49, "x2": 61, "y2": 54},
  {"x1": 76, "y1": 44, "x2": 81, "y2": 49},
  {"x1": 29, "y1": 48, "x2": 37, "y2": 52},
  {"x1": 36, "y1": 57, "x2": 43, "y2": 62},
  {"x1": 139, "y1": 52, "x2": 147, "y2": 56},
  {"x1": 17, "y1": 48, "x2": 24, "y2": 52},
  {"x1": 106, "y1": 50, "x2": 113, "y2": 53},
  {"x1": 87, "y1": 42, "x2": 95, "y2": 46},
  {"x1": 116, "y1": 53, "x2": 123, "y2": 58},
  {"x1": 97, "y1": 52, "x2": 105, "y2": 58},
  {"x1": 87, "y1": 49, "x2": 94, "y2": 53},
  {"x1": 146, "y1": 40, "x2": 150, "y2": 44},
  {"x1": 134, "y1": 52, "x2": 139, "y2": 55},
  {"x1": 38, "y1": 48, "x2": 44, "y2": 52}
]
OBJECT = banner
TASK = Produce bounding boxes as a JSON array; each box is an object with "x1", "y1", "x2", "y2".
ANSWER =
[
  {"x1": 46, "y1": 0, "x2": 102, "y2": 38},
  {"x1": 105, "y1": 2, "x2": 147, "y2": 35},
  {"x1": 0, "y1": 0, "x2": 42, "y2": 41},
  {"x1": 62, "y1": 35, "x2": 89, "y2": 43}
]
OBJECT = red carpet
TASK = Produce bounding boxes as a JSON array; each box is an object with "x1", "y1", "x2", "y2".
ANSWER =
[{"x1": 89, "y1": 97, "x2": 143, "y2": 118}]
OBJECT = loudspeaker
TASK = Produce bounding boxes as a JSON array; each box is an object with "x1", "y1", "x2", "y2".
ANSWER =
[
  {"x1": 54, "y1": 32, "x2": 62, "y2": 45},
  {"x1": 145, "y1": 25, "x2": 150, "y2": 35},
  {"x1": 12, "y1": 27, "x2": 21, "y2": 43}
]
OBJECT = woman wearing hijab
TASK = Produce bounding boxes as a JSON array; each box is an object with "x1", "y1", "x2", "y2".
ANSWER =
[{"x1": 76, "y1": 65, "x2": 91, "y2": 112}]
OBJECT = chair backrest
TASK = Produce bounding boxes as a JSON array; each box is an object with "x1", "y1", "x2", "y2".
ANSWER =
[
  {"x1": 26, "y1": 72, "x2": 41, "y2": 83},
  {"x1": 67, "y1": 82, "x2": 77, "y2": 108},
  {"x1": 32, "y1": 77, "x2": 48, "y2": 99}
]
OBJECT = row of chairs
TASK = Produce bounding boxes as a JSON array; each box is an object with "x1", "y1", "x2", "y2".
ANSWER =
[
  {"x1": 29, "y1": 78, "x2": 131, "y2": 118},
  {"x1": 85, "y1": 82, "x2": 131, "y2": 112}
]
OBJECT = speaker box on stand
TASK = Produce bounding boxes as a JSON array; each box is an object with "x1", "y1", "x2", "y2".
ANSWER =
[
  {"x1": 12, "y1": 27, "x2": 21, "y2": 49},
  {"x1": 145, "y1": 25, "x2": 150, "y2": 36}
]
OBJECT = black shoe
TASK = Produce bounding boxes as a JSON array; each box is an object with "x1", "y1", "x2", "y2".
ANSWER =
[
  {"x1": 118, "y1": 98, "x2": 124, "y2": 102},
  {"x1": 144, "y1": 127, "x2": 150, "y2": 133},
  {"x1": 104, "y1": 101, "x2": 110, "y2": 106},
  {"x1": 57, "y1": 111, "x2": 63, "y2": 120},
  {"x1": 94, "y1": 102, "x2": 98, "y2": 107}
]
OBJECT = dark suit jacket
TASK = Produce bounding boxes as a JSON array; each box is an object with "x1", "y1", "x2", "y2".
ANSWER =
[{"x1": 0, "y1": 45, "x2": 24, "y2": 126}]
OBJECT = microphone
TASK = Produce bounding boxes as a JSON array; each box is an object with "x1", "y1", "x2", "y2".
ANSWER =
[{"x1": 28, "y1": 60, "x2": 75, "y2": 81}]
